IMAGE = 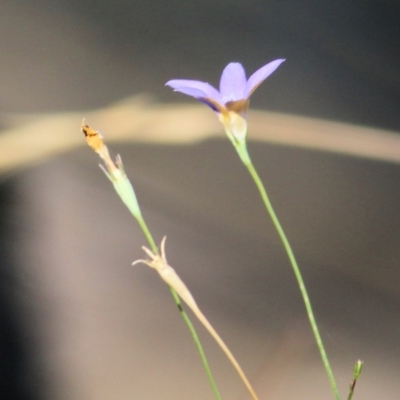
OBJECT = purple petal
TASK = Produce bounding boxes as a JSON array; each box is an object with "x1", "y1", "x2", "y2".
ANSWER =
[
  {"x1": 245, "y1": 59, "x2": 285, "y2": 97},
  {"x1": 165, "y1": 79, "x2": 222, "y2": 102},
  {"x1": 199, "y1": 98, "x2": 224, "y2": 113},
  {"x1": 219, "y1": 63, "x2": 247, "y2": 103}
]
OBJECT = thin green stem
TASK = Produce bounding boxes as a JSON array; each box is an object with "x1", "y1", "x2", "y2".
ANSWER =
[
  {"x1": 134, "y1": 212, "x2": 222, "y2": 400},
  {"x1": 347, "y1": 360, "x2": 363, "y2": 400},
  {"x1": 105, "y1": 161, "x2": 222, "y2": 399},
  {"x1": 168, "y1": 286, "x2": 223, "y2": 400},
  {"x1": 135, "y1": 215, "x2": 158, "y2": 254},
  {"x1": 236, "y1": 143, "x2": 341, "y2": 400}
]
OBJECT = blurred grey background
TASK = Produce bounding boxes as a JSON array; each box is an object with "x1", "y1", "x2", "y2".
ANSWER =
[{"x1": 1, "y1": 1, "x2": 400, "y2": 399}]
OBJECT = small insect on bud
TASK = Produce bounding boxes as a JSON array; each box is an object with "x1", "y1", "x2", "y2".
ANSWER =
[
  {"x1": 81, "y1": 121, "x2": 119, "y2": 176},
  {"x1": 81, "y1": 121, "x2": 105, "y2": 153}
]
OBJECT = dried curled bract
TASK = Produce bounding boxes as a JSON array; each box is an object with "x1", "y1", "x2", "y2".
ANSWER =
[
  {"x1": 133, "y1": 237, "x2": 197, "y2": 310},
  {"x1": 133, "y1": 237, "x2": 259, "y2": 400}
]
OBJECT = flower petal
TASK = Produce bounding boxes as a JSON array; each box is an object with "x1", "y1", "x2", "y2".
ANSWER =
[
  {"x1": 245, "y1": 59, "x2": 285, "y2": 97},
  {"x1": 219, "y1": 63, "x2": 247, "y2": 103},
  {"x1": 165, "y1": 79, "x2": 222, "y2": 102},
  {"x1": 199, "y1": 98, "x2": 226, "y2": 113}
]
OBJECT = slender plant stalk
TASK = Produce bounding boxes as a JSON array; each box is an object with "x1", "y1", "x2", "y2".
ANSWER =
[
  {"x1": 347, "y1": 360, "x2": 363, "y2": 400},
  {"x1": 134, "y1": 238, "x2": 259, "y2": 400},
  {"x1": 135, "y1": 215, "x2": 223, "y2": 400},
  {"x1": 136, "y1": 215, "x2": 158, "y2": 253},
  {"x1": 81, "y1": 123, "x2": 222, "y2": 400},
  {"x1": 235, "y1": 142, "x2": 341, "y2": 400},
  {"x1": 187, "y1": 295, "x2": 259, "y2": 400},
  {"x1": 137, "y1": 202, "x2": 260, "y2": 399}
]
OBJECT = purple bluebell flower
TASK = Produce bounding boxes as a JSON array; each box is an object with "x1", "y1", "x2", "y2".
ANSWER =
[{"x1": 166, "y1": 59, "x2": 285, "y2": 143}]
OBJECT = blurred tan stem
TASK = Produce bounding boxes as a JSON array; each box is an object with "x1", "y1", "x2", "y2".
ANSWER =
[{"x1": 134, "y1": 237, "x2": 260, "y2": 400}]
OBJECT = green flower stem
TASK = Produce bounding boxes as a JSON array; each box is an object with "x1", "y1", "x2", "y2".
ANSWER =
[
  {"x1": 109, "y1": 169, "x2": 222, "y2": 400},
  {"x1": 135, "y1": 213, "x2": 222, "y2": 400},
  {"x1": 168, "y1": 285, "x2": 223, "y2": 400},
  {"x1": 135, "y1": 213, "x2": 158, "y2": 254},
  {"x1": 235, "y1": 142, "x2": 341, "y2": 400},
  {"x1": 347, "y1": 360, "x2": 363, "y2": 400}
]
